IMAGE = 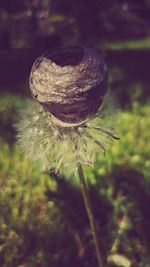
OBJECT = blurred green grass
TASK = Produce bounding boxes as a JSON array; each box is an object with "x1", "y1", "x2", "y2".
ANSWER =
[
  {"x1": 0, "y1": 93, "x2": 150, "y2": 266},
  {"x1": 100, "y1": 37, "x2": 150, "y2": 50}
]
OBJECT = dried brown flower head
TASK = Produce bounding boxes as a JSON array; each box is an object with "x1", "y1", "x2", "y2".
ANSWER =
[{"x1": 30, "y1": 46, "x2": 108, "y2": 125}]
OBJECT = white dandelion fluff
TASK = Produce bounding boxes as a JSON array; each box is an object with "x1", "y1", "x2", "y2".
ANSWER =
[
  {"x1": 15, "y1": 46, "x2": 119, "y2": 174},
  {"x1": 15, "y1": 92, "x2": 118, "y2": 174}
]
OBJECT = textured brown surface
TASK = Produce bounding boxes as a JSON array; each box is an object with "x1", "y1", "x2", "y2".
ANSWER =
[{"x1": 30, "y1": 46, "x2": 108, "y2": 124}]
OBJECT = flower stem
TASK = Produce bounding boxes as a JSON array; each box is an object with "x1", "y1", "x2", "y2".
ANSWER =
[{"x1": 77, "y1": 162, "x2": 104, "y2": 267}]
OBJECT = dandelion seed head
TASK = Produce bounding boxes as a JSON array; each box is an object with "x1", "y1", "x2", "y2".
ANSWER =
[{"x1": 15, "y1": 91, "x2": 118, "y2": 174}]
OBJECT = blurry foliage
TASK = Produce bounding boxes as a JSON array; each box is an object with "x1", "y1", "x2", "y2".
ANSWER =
[
  {"x1": 84, "y1": 100, "x2": 150, "y2": 186},
  {"x1": 1, "y1": 1, "x2": 150, "y2": 48},
  {"x1": 0, "y1": 0, "x2": 25, "y2": 14},
  {"x1": 0, "y1": 94, "x2": 150, "y2": 266},
  {"x1": 51, "y1": 0, "x2": 150, "y2": 45},
  {"x1": 101, "y1": 37, "x2": 150, "y2": 50},
  {"x1": 106, "y1": 50, "x2": 150, "y2": 106}
]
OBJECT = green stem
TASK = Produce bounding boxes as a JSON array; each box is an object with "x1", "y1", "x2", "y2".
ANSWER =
[{"x1": 77, "y1": 162, "x2": 104, "y2": 267}]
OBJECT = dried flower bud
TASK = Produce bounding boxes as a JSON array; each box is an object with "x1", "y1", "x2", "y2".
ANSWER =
[{"x1": 30, "y1": 46, "x2": 108, "y2": 125}]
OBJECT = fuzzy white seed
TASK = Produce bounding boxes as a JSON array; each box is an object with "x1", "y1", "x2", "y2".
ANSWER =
[
  {"x1": 39, "y1": 130, "x2": 44, "y2": 135},
  {"x1": 33, "y1": 128, "x2": 38, "y2": 134},
  {"x1": 33, "y1": 115, "x2": 39, "y2": 122},
  {"x1": 78, "y1": 127, "x2": 83, "y2": 133},
  {"x1": 53, "y1": 130, "x2": 59, "y2": 137}
]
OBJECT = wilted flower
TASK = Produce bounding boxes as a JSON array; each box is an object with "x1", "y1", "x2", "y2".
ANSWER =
[{"x1": 15, "y1": 46, "x2": 118, "y2": 174}]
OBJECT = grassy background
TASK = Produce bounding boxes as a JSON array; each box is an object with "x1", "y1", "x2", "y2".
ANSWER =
[{"x1": 100, "y1": 37, "x2": 150, "y2": 50}]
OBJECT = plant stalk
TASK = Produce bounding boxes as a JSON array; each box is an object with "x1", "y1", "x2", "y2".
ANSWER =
[{"x1": 77, "y1": 162, "x2": 104, "y2": 267}]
